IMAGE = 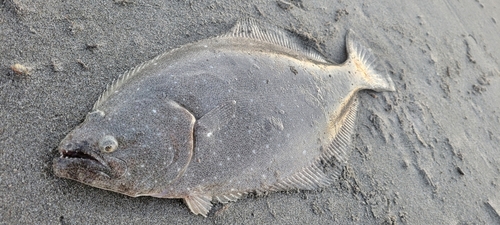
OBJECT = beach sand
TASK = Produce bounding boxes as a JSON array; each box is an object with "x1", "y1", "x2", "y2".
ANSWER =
[{"x1": 1, "y1": 0, "x2": 499, "y2": 224}]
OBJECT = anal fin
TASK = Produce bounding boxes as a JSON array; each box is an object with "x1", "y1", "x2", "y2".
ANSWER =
[
  {"x1": 214, "y1": 192, "x2": 245, "y2": 204},
  {"x1": 265, "y1": 163, "x2": 333, "y2": 192},
  {"x1": 322, "y1": 96, "x2": 358, "y2": 179},
  {"x1": 184, "y1": 195, "x2": 213, "y2": 217},
  {"x1": 263, "y1": 97, "x2": 358, "y2": 192},
  {"x1": 183, "y1": 192, "x2": 246, "y2": 216}
]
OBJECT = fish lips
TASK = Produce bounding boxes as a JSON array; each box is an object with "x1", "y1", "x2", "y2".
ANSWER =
[{"x1": 53, "y1": 145, "x2": 126, "y2": 182}]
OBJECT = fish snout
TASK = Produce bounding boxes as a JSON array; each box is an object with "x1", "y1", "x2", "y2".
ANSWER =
[{"x1": 58, "y1": 140, "x2": 109, "y2": 170}]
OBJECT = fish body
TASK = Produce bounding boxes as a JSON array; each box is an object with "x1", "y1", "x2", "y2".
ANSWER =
[{"x1": 53, "y1": 19, "x2": 395, "y2": 216}]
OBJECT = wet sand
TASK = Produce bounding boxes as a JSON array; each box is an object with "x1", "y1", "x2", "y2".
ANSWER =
[{"x1": 1, "y1": 0, "x2": 499, "y2": 224}]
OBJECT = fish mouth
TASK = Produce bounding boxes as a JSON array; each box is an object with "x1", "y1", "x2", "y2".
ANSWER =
[
  {"x1": 53, "y1": 144, "x2": 113, "y2": 180},
  {"x1": 60, "y1": 149, "x2": 103, "y2": 164},
  {"x1": 59, "y1": 149, "x2": 109, "y2": 168}
]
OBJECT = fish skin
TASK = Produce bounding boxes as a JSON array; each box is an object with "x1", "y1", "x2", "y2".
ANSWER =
[{"x1": 53, "y1": 19, "x2": 395, "y2": 217}]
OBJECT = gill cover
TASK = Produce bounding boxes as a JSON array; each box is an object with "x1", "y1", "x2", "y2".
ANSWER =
[{"x1": 54, "y1": 97, "x2": 196, "y2": 197}]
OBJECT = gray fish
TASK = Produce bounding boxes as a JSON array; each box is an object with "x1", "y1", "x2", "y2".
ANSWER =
[{"x1": 53, "y1": 19, "x2": 395, "y2": 217}]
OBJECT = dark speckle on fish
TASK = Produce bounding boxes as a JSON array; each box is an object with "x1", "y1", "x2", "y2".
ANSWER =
[{"x1": 52, "y1": 18, "x2": 395, "y2": 217}]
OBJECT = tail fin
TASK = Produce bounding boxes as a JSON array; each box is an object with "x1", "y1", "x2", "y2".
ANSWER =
[{"x1": 346, "y1": 30, "x2": 395, "y2": 92}]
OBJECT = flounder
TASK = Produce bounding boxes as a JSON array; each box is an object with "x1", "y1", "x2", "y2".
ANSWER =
[{"x1": 53, "y1": 19, "x2": 395, "y2": 217}]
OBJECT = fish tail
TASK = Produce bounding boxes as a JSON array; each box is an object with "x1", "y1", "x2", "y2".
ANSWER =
[{"x1": 345, "y1": 30, "x2": 395, "y2": 92}]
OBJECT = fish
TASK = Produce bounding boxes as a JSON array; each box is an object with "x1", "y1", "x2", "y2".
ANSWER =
[{"x1": 52, "y1": 18, "x2": 395, "y2": 217}]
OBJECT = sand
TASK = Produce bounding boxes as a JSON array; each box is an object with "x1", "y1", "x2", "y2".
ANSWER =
[{"x1": 1, "y1": 0, "x2": 499, "y2": 224}]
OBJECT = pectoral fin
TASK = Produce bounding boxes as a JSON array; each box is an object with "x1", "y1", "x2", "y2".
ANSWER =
[
  {"x1": 196, "y1": 100, "x2": 237, "y2": 135},
  {"x1": 183, "y1": 194, "x2": 213, "y2": 217}
]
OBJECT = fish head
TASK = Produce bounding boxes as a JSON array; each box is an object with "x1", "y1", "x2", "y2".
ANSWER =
[{"x1": 53, "y1": 98, "x2": 195, "y2": 197}]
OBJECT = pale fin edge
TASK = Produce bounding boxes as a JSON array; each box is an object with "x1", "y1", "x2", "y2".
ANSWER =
[
  {"x1": 260, "y1": 97, "x2": 358, "y2": 192},
  {"x1": 183, "y1": 98, "x2": 357, "y2": 214},
  {"x1": 92, "y1": 49, "x2": 172, "y2": 110},
  {"x1": 222, "y1": 18, "x2": 328, "y2": 64},
  {"x1": 213, "y1": 192, "x2": 245, "y2": 204},
  {"x1": 262, "y1": 162, "x2": 333, "y2": 193},
  {"x1": 346, "y1": 30, "x2": 395, "y2": 92},
  {"x1": 321, "y1": 96, "x2": 358, "y2": 165},
  {"x1": 93, "y1": 19, "x2": 332, "y2": 110},
  {"x1": 184, "y1": 195, "x2": 213, "y2": 217},
  {"x1": 183, "y1": 192, "x2": 246, "y2": 217}
]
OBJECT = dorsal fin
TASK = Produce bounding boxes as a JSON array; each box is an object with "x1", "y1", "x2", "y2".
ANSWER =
[
  {"x1": 92, "y1": 51, "x2": 169, "y2": 110},
  {"x1": 93, "y1": 18, "x2": 329, "y2": 110},
  {"x1": 222, "y1": 18, "x2": 328, "y2": 63}
]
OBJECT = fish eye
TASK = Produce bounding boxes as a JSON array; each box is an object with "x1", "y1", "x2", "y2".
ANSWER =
[{"x1": 99, "y1": 135, "x2": 118, "y2": 153}]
